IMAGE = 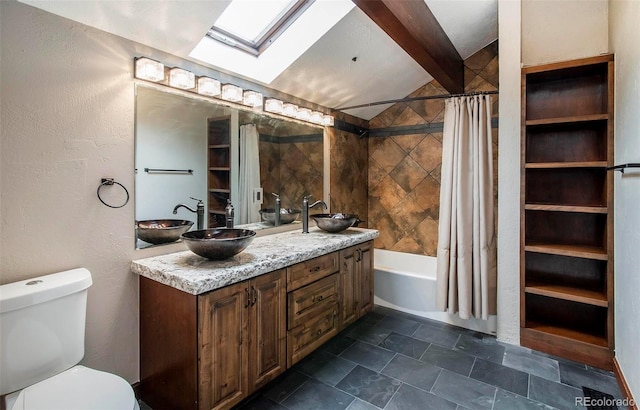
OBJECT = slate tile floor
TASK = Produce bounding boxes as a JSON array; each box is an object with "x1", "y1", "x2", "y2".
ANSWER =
[
  {"x1": 140, "y1": 305, "x2": 626, "y2": 410},
  {"x1": 236, "y1": 306, "x2": 626, "y2": 410}
]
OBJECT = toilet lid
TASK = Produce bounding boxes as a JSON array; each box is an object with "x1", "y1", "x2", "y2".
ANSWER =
[{"x1": 13, "y1": 365, "x2": 136, "y2": 410}]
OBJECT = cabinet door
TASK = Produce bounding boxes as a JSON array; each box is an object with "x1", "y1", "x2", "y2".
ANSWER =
[
  {"x1": 248, "y1": 269, "x2": 287, "y2": 391},
  {"x1": 340, "y1": 246, "x2": 359, "y2": 328},
  {"x1": 358, "y1": 243, "x2": 374, "y2": 316},
  {"x1": 198, "y1": 282, "x2": 248, "y2": 410}
]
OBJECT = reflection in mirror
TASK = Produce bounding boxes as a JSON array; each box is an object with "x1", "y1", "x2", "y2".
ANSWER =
[{"x1": 135, "y1": 85, "x2": 324, "y2": 249}]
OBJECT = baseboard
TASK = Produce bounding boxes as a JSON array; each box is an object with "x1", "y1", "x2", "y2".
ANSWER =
[{"x1": 613, "y1": 357, "x2": 638, "y2": 410}]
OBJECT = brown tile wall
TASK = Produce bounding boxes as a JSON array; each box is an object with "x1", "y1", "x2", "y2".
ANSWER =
[
  {"x1": 328, "y1": 125, "x2": 369, "y2": 223},
  {"x1": 368, "y1": 41, "x2": 499, "y2": 256},
  {"x1": 259, "y1": 138, "x2": 323, "y2": 211}
]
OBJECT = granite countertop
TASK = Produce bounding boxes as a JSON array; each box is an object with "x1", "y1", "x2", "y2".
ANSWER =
[{"x1": 131, "y1": 227, "x2": 379, "y2": 295}]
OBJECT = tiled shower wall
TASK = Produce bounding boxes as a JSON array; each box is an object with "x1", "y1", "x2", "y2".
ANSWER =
[{"x1": 368, "y1": 41, "x2": 499, "y2": 256}]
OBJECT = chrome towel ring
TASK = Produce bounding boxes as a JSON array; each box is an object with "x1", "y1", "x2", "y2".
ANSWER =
[{"x1": 97, "y1": 178, "x2": 129, "y2": 208}]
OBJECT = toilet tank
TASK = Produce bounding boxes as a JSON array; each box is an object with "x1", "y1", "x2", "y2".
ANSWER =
[{"x1": 0, "y1": 268, "x2": 93, "y2": 395}]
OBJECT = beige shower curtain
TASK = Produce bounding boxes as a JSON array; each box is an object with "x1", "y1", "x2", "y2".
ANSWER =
[{"x1": 436, "y1": 95, "x2": 496, "y2": 320}]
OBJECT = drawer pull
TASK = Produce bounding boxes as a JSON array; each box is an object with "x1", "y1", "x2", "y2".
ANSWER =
[
  {"x1": 310, "y1": 266, "x2": 321, "y2": 273},
  {"x1": 316, "y1": 329, "x2": 323, "y2": 336},
  {"x1": 317, "y1": 295, "x2": 324, "y2": 301}
]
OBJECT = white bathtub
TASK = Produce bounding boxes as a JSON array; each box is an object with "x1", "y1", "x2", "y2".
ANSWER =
[{"x1": 373, "y1": 249, "x2": 496, "y2": 335}]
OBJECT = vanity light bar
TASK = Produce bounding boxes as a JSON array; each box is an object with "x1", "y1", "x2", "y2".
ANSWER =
[
  {"x1": 197, "y1": 77, "x2": 221, "y2": 97},
  {"x1": 133, "y1": 57, "x2": 333, "y2": 126},
  {"x1": 169, "y1": 68, "x2": 195, "y2": 90},
  {"x1": 243, "y1": 90, "x2": 263, "y2": 108},
  {"x1": 221, "y1": 84, "x2": 243, "y2": 103},
  {"x1": 264, "y1": 98, "x2": 284, "y2": 114},
  {"x1": 282, "y1": 103, "x2": 298, "y2": 117},
  {"x1": 134, "y1": 58, "x2": 165, "y2": 82}
]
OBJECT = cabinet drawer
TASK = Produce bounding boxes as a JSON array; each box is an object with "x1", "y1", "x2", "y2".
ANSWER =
[
  {"x1": 287, "y1": 252, "x2": 339, "y2": 291},
  {"x1": 288, "y1": 308, "x2": 338, "y2": 366},
  {"x1": 288, "y1": 274, "x2": 338, "y2": 330}
]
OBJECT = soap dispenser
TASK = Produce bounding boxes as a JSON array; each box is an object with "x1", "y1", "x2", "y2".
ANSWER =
[{"x1": 225, "y1": 199, "x2": 234, "y2": 228}]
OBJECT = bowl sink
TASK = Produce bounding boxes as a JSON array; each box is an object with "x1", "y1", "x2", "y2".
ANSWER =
[
  {"x1": 259, "y1": 208, "x2": 301, "y2": 225},
  {"x1": 311, "y1": 213, "x2": 358, "y2": 233},
  {"x1": 181, "y1": 228, "x2": 256, "y2": 260},
  {"x1": 136, "y1": 219, "x2": 194, "y2": 245}
]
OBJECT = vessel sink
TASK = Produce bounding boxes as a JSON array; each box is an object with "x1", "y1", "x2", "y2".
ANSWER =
[
  {"x1": 259, "y1": 208, "x2": 302, "y2": 224},
  {"x1": 136, "y1": 219, "x2": 194, "y2": 245},
  {"x1": 181, "y1": 228, "x2": 256, "y2": 260},
  {"x1": 311, "y1": 213, "x2": 358, "y2": 233}
]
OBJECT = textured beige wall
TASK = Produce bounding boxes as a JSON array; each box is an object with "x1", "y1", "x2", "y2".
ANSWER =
[
  {"x1": 609, "y1": 0, "x2": 640, "y2": 401},
  {"x1": 522, "y1": 0, "x2": 608, "y2": 66},
  {"x1": 367, "y1": 42, "x2": 499, "y2": 256},
  {"x1": 0, "y1": 1, "x2": 327, "y2": 383}
]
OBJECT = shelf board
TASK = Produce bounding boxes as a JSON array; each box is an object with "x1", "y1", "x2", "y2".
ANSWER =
[
  {"x1": 525, "y1": 243, "x2": 608, "y2": 260},
  {"x1": 525, "y1": 114, "x2": 608, "y2": 126},
  {"x1": 525, "y1": 282, "x2": 608, "y2": 307},
  {"x1": 525, "y1": 161, "x2": 607, "y2": 169},
  {"x1": 524, "y1": 204, "x2": 607, "y2": 214},
  {"x1": 209, "y1": 188, "x2": 231, "y2": 193},
  {"x1": 523, "y1": 323, "x2": 608, "y2": 347},
  {"x1": 208, "y1": 167, "x2": 231, "y2": 171},
  {"x1": 209, "y1": 144, "x2": 230, "y2": 149}
]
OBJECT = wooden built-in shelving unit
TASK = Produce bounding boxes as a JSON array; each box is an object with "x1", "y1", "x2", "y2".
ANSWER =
[
  {"x1": 207, "y1": 117, "x2": 231, "y2": 228},
  {"x1": 520, "y1": 54, "x2": 614, "y2": 369}
]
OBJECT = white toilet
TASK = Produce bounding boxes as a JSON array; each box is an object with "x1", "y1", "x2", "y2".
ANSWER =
[{"x1": 0, "y1": 268, "x2": 139, "y2": 410}]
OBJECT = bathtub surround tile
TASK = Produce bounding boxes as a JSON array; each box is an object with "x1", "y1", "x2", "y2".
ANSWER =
[
  {"x1": 380, "y1": 354, "x2": 442, "y2": 392},
  {"x1": 335, "y1": 365, "x2": 401, "y2": 408},
  {"x1": 469, "y1": 358, "x2": 529, "y2": 396},
  {"x1": 223, "y1": 307, "x2": 623, "y2": 410},
  {"x1": 379, "y1": 332, "x2": 430, "y2": 359},
  {"x1": 432, "y1": 369, "x2": 497, "y2": 410},
  {"x1": 339, "y1": 341, "x2": 396, "y2": 372},
  {"x1": 386, "y1": 383, "x2": 458, "y2": 410},
  {"x1": 282, "y1": 378, "x2": 354, "y2": 410},
  {"x1": 420, "y1": 343, "x2": 477, "y2": 376}
]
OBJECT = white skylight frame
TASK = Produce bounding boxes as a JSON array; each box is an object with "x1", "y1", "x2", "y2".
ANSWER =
[
  {"x1": 209, "y1": 0, "x2": 313, "y2": 56},
  {"x1": 189, "y1": 0, "x2": 354, "y2": 84}
]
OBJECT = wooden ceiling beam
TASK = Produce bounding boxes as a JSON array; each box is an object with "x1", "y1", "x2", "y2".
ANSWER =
[{"x1": 353, "y1": 0, "x2": 464, "y2": 94}]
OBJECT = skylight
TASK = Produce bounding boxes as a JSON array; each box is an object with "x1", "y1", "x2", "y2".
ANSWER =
[
  {"x1": 214, "y1": 0, "x2": 295, "y2": 45},
  {"x1": 190, "y1": 0, "x2": 354, "y2": 84}
]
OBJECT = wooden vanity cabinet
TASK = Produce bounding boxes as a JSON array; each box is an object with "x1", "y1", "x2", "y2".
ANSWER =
[
  {"x1": 199, "y1": 269, "x2": 287, "y2": 410},
  {"x1": 339, "y1": 242, "x2": 374, "y2": 328},
  {"x1": 139, "y1": 269, "x2": 286, "y2": 410},
  {"x1": 139, "y1": 241, "x2": 375, "y2": 410}
]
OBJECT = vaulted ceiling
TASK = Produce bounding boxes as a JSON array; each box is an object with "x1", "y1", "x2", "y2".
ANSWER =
[{"x1": 19, "y1": 0, "x2": 497, "y2": 120}]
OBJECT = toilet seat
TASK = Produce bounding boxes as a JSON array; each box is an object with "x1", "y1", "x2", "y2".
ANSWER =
[{"x1": 9, "y1": 365, "x2": 139, "y2": 410}]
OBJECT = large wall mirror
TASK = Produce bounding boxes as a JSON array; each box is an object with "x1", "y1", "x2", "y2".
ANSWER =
[{"x1": 135, "y1": 85, "x2": 326, "y2": 249}]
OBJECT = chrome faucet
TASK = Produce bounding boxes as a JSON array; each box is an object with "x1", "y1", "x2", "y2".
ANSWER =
[
  {"x1": 173, "y1": 197, "x2": 204, "y2": 230},
  {"x1": 302, "y1": 195, "x2": 327, "y2": 233}
]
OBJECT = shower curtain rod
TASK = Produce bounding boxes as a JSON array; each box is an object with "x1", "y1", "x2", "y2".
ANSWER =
[{"x1": 337, "y1": 90, "x2": 498, "y2": 111}]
